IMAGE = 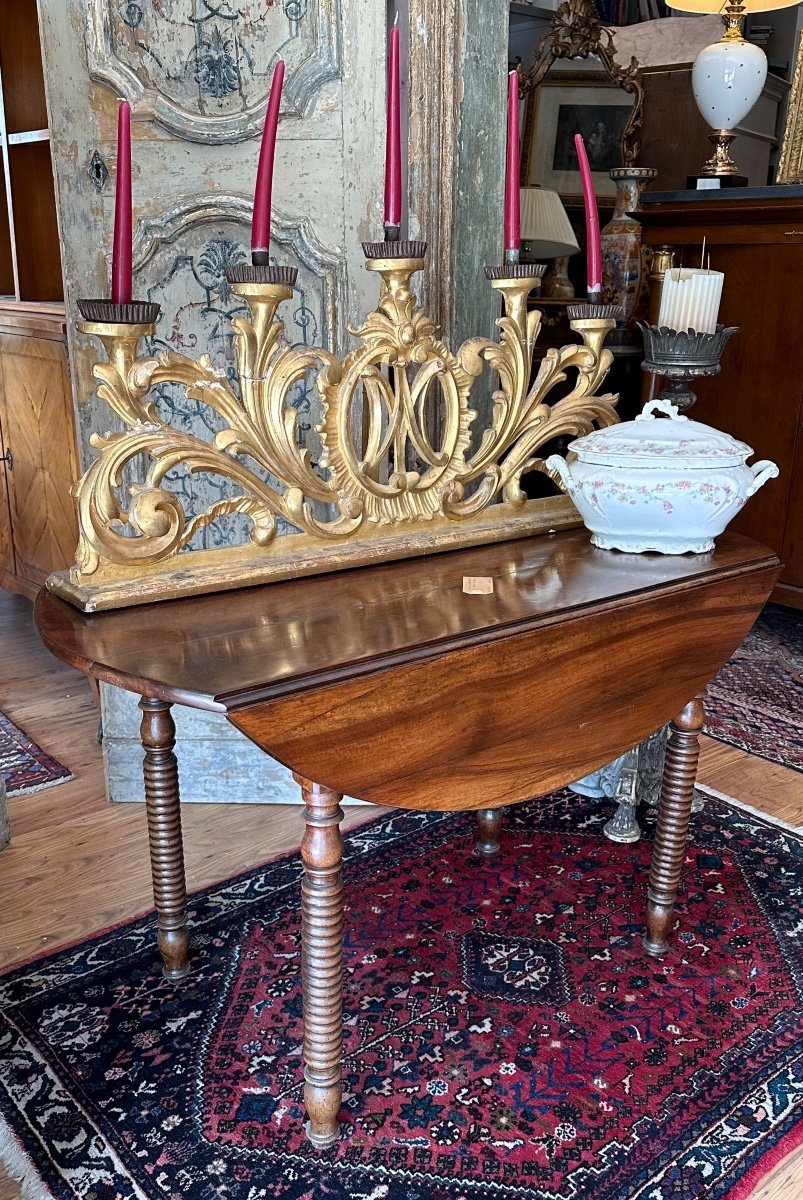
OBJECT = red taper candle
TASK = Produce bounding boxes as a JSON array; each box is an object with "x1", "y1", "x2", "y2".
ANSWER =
[
  {"x1": 384, "y1": 20, "x2": 402, "y2": 233},
  {"x1": 251, "y1": 59, "x2": 285, "y2": 261},
  {"x1": 574, "y1": 132, "x2": 602, "y2": 295},
  {"x1": 504, "y1": 70, "x2": 521, "y2": 254},
  {"x1": 111, "y1": 100, "x2": 132, "y2": 305}
]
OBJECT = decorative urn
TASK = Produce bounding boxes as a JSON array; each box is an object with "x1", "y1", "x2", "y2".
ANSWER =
[
  {"x1": 545, "y1": 399, "x2": 778, "y2": 554},
  {"x1": 600, "y1": 166, "x2": 657, "y2": 325}
]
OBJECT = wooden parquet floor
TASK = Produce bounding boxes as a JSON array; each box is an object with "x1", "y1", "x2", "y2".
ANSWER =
[{"x1": 0, "y1": 588, "x2": 800, "y2": 1199}]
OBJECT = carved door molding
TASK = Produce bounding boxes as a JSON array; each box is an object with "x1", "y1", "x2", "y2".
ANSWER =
[
  {"x1": 408, "y1": 0, "x2": 508, "y2": 399},
  {"x1": 132, "y1": 195, "x2": 345, "y2": 354},
  {"x1": 85, "y1": 0, "x2": 341, "y2": 143}
]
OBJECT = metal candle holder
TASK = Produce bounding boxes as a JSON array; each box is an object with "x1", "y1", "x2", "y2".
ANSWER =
[{"x1": 638, "y1": 322, "x2": 739, "y2": 412}]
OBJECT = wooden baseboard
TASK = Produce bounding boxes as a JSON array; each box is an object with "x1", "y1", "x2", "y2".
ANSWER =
[
  {"x1": 0, "y1": 569, "x2": 38, "y2": 602},
  {"x1": 771, "y1": 581, "x2": 803, "y2": 611}
]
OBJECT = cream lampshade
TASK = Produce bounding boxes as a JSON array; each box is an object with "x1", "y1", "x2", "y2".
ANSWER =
[
  {"x1": 520, "y1": 187, "x2": 580, "y2": 258},
  {"x1": 519, "y1": 187, "x2": 580, "y2": 298},
  {"x1": 666, "y1": 0, "x2": 801, "y2": 178}
]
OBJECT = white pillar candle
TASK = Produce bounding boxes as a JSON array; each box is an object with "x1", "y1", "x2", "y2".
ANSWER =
[{"x1": 657, "y1": 267, "x2": 724, "y2": 335}]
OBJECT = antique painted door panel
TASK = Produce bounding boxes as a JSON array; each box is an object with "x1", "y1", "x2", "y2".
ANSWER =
[{"x1": 38, "y1": 0, "x2": 385, "y2": 507}]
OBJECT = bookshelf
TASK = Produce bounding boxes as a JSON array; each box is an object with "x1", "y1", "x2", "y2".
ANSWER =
[
  {"x1": 0, "y1": 0, "x2": 78, "y2": 601},
  {"x1": 0, "y1": 0, "x2": 63, "y2": 303}
]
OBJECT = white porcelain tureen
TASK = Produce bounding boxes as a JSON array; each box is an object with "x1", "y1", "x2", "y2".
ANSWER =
[{"x1": 545, "y1": 398, "x2": 779, "y2": 554}]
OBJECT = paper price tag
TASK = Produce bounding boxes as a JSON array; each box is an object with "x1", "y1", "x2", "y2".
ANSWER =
[{"x1": 462, "y1": 576, "x2": 494, "y2": 595}]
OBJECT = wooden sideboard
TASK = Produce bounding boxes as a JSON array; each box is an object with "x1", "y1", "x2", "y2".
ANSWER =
[
  {"x1": 0, "y1": 303, "x2": 78, "y2": 598},
  {"x1": 639, "y1": 193, "x2": 803, "y2": 609}
]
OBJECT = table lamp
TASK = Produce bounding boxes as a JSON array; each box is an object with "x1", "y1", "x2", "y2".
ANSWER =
[
  {"x1": 520, "y1": 187, "x2": 580, "y2": 298},
  {"x1": 666, "y1": 0, "x2": 801, "y2": 180}
]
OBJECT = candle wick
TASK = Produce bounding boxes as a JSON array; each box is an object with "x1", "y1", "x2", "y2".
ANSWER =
[
  {"x1": 700, "y1": 235, "x2": 706, "y2": 271},
  {"x1": 394, "y1": 10, "x2": 399, "y2": 25}
]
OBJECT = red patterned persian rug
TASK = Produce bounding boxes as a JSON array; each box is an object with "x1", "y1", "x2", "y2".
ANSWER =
[
  {"x1": 0, "y1": 710, "x2": 73, "y2": 796},
  {"x1": 1, "y1": 789, "x2": 802, "y2": 1200},
  {"x1": 706, "y1": 603, "x2": 803, "y2": 772}
]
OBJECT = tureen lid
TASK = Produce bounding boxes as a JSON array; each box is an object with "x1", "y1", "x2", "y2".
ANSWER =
[{"x1": 568, "y1": 399, "x2": 753, "y2": 468}]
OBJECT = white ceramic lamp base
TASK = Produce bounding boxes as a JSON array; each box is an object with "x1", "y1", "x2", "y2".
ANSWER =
[{"x1": 692, "y1": 36, "x2": 767, "y2": 175}]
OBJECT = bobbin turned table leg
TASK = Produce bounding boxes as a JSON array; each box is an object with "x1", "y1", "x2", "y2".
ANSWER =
[
  {"x1": 139, "y1": 697, "x2": 190, "y2": 980},
  {"x1": 295, "y1": 773, "x2": 345, "y2": 1149},
  {"x1": 475, "y1": 808, "x2": 505, "y2": 856},
  {"x1": 644, "y1": 695, "x2": 704, "y2": 958}
]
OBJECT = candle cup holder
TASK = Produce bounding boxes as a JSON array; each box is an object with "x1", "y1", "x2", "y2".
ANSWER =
[
  {"x1": 568, "y1": 303, "x2": 623, "y2": 323},
  {"x1": 77, "y1": 299, "x2": 161, "y2": 325},
  {"x1": 362, "y1": 240, "x2": 428, "y2": 260},
  {"x1": 484, "y1": 263, "x2": 545, "y2": 282},
  {"x1": 226, "y1": 264, "x2": 298, "y2": 287},
  {"x1": 638, "y1": 322, "x2": 739, "y2": 413}
]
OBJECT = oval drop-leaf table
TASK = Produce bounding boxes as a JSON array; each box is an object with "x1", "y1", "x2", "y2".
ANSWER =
[{"x1": 35, "y1": 528, "x2": 780, "y2": 1148}]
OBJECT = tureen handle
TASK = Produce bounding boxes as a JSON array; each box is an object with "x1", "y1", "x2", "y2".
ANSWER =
[
  {"x1": 636, "y1": 399, "x2": 688, "y2": 423},
  {"x1": 746, "y1": 459, "x2": 779, "y2": 497},
  {"x1": 544, "y1": 454, "x2": 575, "y2": 495}
]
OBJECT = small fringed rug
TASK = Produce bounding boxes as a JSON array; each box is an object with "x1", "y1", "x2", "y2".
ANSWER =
[
  {"x1": 706, "y1": 603, "x2": 803, "y2": 773},
  {"x1": 0, "y1": 710, "x2": 73, "y2": 797},
  {"x1": 2, "y1": 787, "x2": 802, "y2": 1200}
]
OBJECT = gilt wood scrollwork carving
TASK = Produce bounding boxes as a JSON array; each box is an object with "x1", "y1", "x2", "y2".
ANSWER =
[{"x1": 48, "y1": 254, "x2": 620, "y2": 611}]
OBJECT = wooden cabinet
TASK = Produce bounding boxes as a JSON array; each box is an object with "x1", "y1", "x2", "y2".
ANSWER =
[
  {"x1": 0, "y1": 305, "x2": 78, "y2": 598},
  {"x1": 639, "y1": 192, "x2": 803, "y2": 608}
]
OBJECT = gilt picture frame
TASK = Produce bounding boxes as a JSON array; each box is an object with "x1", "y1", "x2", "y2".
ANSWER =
[{"x1": 777, "y1": 31, "x2": 803, "y2": 184}]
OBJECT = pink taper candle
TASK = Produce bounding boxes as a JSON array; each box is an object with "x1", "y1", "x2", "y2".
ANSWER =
[
  {"x1": 384, "y1": 20, "x2": 402, "y2": 232},
  {"x1": 111, "y1": 100, "x2": 132, "y2": 305},
  {"x1": 574, "y1": 132, "x2": 602, "y2": 295},
  {"x1": 251, "y1": 59, "x2": 285, "y2": 260},
  {"x1": 504, "y1": 70, "x2": 521, "y2": 254}
]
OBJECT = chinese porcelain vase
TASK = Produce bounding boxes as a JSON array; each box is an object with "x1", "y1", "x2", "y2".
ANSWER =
[
  {"x1": 600, "y1": 167, "x2": 657, "y2": 326},
  {"x1": 546, "y1": 399, "x2": 779, "y2": 554}
]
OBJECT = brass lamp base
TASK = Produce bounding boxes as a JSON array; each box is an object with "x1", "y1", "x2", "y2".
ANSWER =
[
  {"x1": 541, "y1": 256, "x2": 575, "y2": 299},
  {"x1": 701, "y1": 129, "x2": 740, "y2": 177}
]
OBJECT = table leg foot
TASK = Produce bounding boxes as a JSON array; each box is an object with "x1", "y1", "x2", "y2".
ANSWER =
[
  {"x1": 140, "y1": 698, "x2": 190, "y2": 981},
  {"x1": 643, "y1": 695, "x2": 704, "y2": 958},
  {"x1": 475, "y1": 807, "x2": 505, "y2": 856},
  {"x1": 296, "y1": 773, "x2": 344, "y2": 1150}
]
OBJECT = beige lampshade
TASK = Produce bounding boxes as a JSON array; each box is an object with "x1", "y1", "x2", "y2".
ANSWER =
[
  {"x1": 519, "y1": 188, "x2": 579, "y2": 258},
  {"x1": 667, "y1": 0, "x2": 798, "y2": 11}
]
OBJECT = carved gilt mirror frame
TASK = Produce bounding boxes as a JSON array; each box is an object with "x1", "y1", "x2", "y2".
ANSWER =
[
  {"x1": 519, "y1": 0, "x2": 645, "y2": 188},
  {"x1": 777, "y1": 31, "x2": 803, "y2": 183}
]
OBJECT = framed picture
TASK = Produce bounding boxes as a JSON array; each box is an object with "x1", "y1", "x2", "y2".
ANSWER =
[{"x1": 522, "y1": 74, "x2": 635, "y2": 203}]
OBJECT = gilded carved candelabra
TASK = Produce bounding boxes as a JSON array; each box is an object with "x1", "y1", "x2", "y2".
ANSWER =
[{"x1": 51, "y1": 242, "x2": 621, "y2": 611}]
